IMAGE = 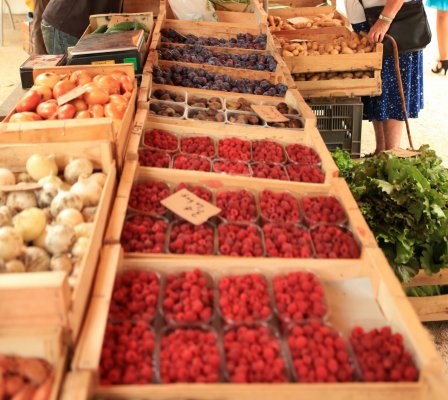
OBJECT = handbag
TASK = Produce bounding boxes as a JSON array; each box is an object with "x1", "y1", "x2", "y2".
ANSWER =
[{"x1": 358, "y1": 0, "x2": 431, "y2": 57}]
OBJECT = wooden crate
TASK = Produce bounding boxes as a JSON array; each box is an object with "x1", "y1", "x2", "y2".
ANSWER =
[
  {"x1": 0, "y1": 64, "x2": 137, "y2": 171},
  {"x1": 294, "y1": 69, "x2": 382, "y2": 98},
  {"x1": 60, "y1": 371, "x2": 94, "y2": 400},
  {"x1": 0, "y1": 141, "x2": 117, "y2": 343},
  {"x1": 0, "y1": 326, "x2": 68, "y2": 400},
  {"x1": 70, "y1": 245, "x2": 448, "y2": 400}
]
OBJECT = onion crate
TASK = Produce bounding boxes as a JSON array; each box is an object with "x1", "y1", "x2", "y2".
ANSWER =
[
  {"x1": 0, "y1": 326, "x2": 68, "y2": 400},
  {"x1": 0, "y1": 141, "x2": 117, "y2": 343},
  {"x1": 0, "y1": 64, "x2": 137, "y2": 171},
  {"x1": 70, "y1": 244, "x2": 448, "y2": 400}
]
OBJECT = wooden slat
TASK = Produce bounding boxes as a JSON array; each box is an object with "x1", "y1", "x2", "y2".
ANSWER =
[
  {"x1": 60, "y1": 371, "x2": 94, "y2": 400},
  {"x1": 408, "y1": 295, "x2": 448, "y2": 322},
  {"x1": 403, "y1": 269, "x2": 448, "y2": 287}
]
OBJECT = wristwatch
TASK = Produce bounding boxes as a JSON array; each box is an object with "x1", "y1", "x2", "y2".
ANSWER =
[{"x1": 378, "y1": 14, "x2": 393, "y2": 23}]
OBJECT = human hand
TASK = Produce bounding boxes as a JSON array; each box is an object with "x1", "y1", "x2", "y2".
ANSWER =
[{"x1": 367, "y1": 19, "x2": 391, "y2": 44}]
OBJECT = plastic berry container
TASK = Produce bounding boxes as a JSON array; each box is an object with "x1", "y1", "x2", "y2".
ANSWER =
[
  {"x1": 217, "y1": 273, "x2": 273, "y2": 325},
  {"x1": 187, "y1": 108, "x2": 226, "y2": 123},
  {"x1": 217, "y1": 137, "x2": 252, "y2": 162},
  {"x1": 271, "y1": 271, "x2": 329, "y2": 325},
  {"x1": 251, "y1": 140, "x2": 287, "y2": 164},
  {"x1": 285, "y1": 143, "x2": 321, "y2": 165},
  {"x1": 160, "y1": 269, "x2": 215, "y2": 326},
  {"x1": 127, "y1": 180, "x2": 172, "y2": 217},
  {"x1": 258, "y1": 189, "x2": 301, "y2": 225},
  {"x1": 213, "y1": 159, "x2": 253, "y2": 177},
  {"x1": 180, "y1": 135, "x2": 216, "y2": 158},
  {"x1": 187, "y1": 93, "x2": 224, "y2": 110},
  {"x1": 156, "y1": 324, "x2": 223, "y2": 384},
  {"x1": 300, "y1": 195, "x2": 348, "y2": 227},
  {"x1": 138, "y1": 148, "x2": 171, "y2": 169},
  {"x1": 224, "y1": 96, "x2": 258, "y2": 112},
  {"x1": 171, "y1": 153, "x2": 212, "y2": 172},
  {"x1": 250, "y1": 162, "x2": 289, "y2": 181},
  {"x1": 150, "y1": 87, "x2": 186, "y2": 103},
  {"x1": 286, "y1": 164, "x2": 325, "y2": 184},
  {"x1": 310, "y1": 224, "x2": 361, "y2": 259},
  {"x1": 167, "y1": 220, "x2": 217, "y2": 256},
  {"x1": 142, "y1": 128, "x2": 179, "y2": 153},
  {"x1": 174, "y1": 182, "x2": 213, "y2": 202},
  {"x1": 221, "y1": 323, "x2": 290, "y2": 383},
  {"x1": 215, "y1": 188, "x2": 259, "y2": 224},
  {"x1": 149, "y1": 100, "x2": 186, "y2": 119},
  {"x1": 226, "y1": 111, "x2": 265, "y2": 127},
  {"x1": 217, "y1": 222, "x2": 266, "y2": 257}
]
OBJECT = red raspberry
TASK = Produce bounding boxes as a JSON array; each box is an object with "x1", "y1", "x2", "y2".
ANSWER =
[
  {"x1": 162, "y1": 269, "x2": 214, "y2": 324},
  {"x1": 301, "y1": 196, "x2": 347, "y2": 226},
  {"x1": 128, "y1": 180, "x2": 170, "y2": 215},
  {"x1": 272, "y1": 271, "x2": 327, "y2": 323},
  {"x1": 218, "y1": 137, "x2": 251, "y2": 161},
  {"x1": 159, "y1": 327, "x2": 221, "y2": 383},
  {"x1": 311, "y1": 225, "x2": 360, "y2": 258},
  {"x1": 169, "y1": 221, "x2": 215, "y2": 255},
  {"x1": 172, "y1": 154, "x2": 211, "y2": 171},
  {"x1": 286, "y1": 164, "x2": 325, "y2": 183},
  {"x1": 262, "y1": 224, "x2": 313, "y2": 258},
  {"x1": 180, "y1": 136, "x2": 215, "y2": 157},
  {"x1": 223, "y1": 325, "x2": 287, "y2": 383},
  {"x1": 121, "y1": 214, "x2": 167, "y2": 253},
  {"x1": 143, "y1": 129, "x2": 178, "y2": 151},
  {"x1": 251, "y1": 162, "x2": 289, "y2": 180},
  {"x1": 138, "y1": 149, "x2": 171, "y2": 168},
  {"x1": 213, "y1": 159, "x2": 251, "y2": 176},
  {"x1": 176, "y1": 182, "x2": 212, "y2": 202},
  {"x1": 259, "y1": 190, "x2": 300, "y2": 224},
  {"x1": 216, "y1": 189, "x2": 257, "y2": 222},
  {"x1": 218, "y1": 223, "x2": 264, "y2": 257},
  {"x1": 286, "y1": 144, "x2": 321, "y2": 164},
  {"x1": 218, "y1": 274, "x2": 272, "y2": 323},
  {"x1": 252, "y1": 140, "x2": 286, "y2": 164}
]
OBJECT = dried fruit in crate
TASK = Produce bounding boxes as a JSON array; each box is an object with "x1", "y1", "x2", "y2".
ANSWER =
[
  {"x1": 169, "y1": 221, "x2": 215, "y2": 255},
  {"x1": 151, "y1": 88, "x2": 185, "y2": 102},
  {"x1": 100, "y1": 321, "x2": 155, "y2": 385},
  {"x1": 218, "y1": 223, "x2": 264, "y2": 257},
  {"x1": 159, "y1": 327, "x2": 221, "y2": 383},
  {"x1": 143, "y1": 129, "x2": 178, "y2": 152},
  {"x1": 109, "y1": 270, "x2": 160, "y2": 322},
  {"x1": 263, "y1": 223, "x2": 313, "y2": 258},
  {"x1": 268, "y1": 118, "x2": 303, "y2": 129},
  {"x1": 218, "y1": 274, "x2": 272, "y2": 323},
  {"x1": 287, "y1": 321, "x2": 355, "y2": 382},
  {"x1": 223, "y1": 325, "x2": 287, "y2": 383},
  {"x1": 172, "y1": 154, "x2": 211, "y2": 172},
  {"x1": 350, "y1": 326, "x2": 418, "y2": 382},
  {"x1": 252, "y1": 140, "x2": 286, "y2": 164},
  {"x1": 294, "y1": 71, "x2": 374, "y2": 81},
  {"x1": 216, "y1": 189, "x2": 257, "y2": 222},
  {"x1": 121, "y1": 214, "x2": 167, "y2": 253},
  {"x1": 150, "y1": 102, "x2": 184, "y2": 118},
  {"x1": 251, "y1": 163, "x2": 289, "y2": 181},
  {"x1": 176, "y1": 183, "x2": 212, "y2": 202},
  {"x1": 286, "y1": 164, "x2": 325, "y2": 183},
  {"x1": 286, "y1": 144, "x2": 321, "y2": 164},
  {"x1": 189, "y1": 108, "x2": 225, "y2": 122},
  {"x1": 162, "y1": 269, "x2": 214, "y2": 324},
  {"x1": 187, "y1": 95, "x2": 222, "y2": 110},
  {"x1": 218, "y1": 137, "x2": 251, "y2": 161},
  {"x1": 276, "y1": 102, "x2": 299, "y2": 115},
  {"x1": 273, "y1": 271, "x2": 327, "y2": 323},
  {"x1": 311, "y1": 225, "x2": 360, "y2": 258},
  {"x1": 213, "y1": 160, "x2": 251, "y2": 176},
  {"x1": 227, "y1": 112, "x2": 262, "y2": 125},
  {"x1": 180, "y1": 136, "x2": 215, "y2": 157},
  {"x1": 138, "y1": 149, "x2": 170, "y2": 168},
  {"x1": 128, "y1": 180, "x2": 170, "y2": 215},
  {"x1": 226, "y1": 97, "x2": 253, "y2": 112},
  {"x1": 259, "y1": 190, "x2": 300, "y2": 224},
  {"x1": 301, "y1": 196, "x2": 347, "y2": 226}
]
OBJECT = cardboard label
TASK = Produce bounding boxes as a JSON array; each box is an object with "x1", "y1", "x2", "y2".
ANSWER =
[
  {"x1": 107, "y1": 15, "x2": 133, "y2": 27},
  {"x1": 161, "y1": 189, "x2": 221, "y2": 225},
  {"x1": 0, "y1": 183, "x2": 42, "y2": 192},
  {"x1": 57, "y1": 86, "x2": 87, "y2": 106},
  {"x1": 388, "y1": 149, "x2": 420, "y2": 158},
  {"x1": 251, "y1": 105, "x2": 290, "y2": 123}
]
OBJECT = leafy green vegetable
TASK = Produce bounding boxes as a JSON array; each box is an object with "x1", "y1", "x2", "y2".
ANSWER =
[{"x1": 332, "y1": 146, "x2": 448, "y2": 283}]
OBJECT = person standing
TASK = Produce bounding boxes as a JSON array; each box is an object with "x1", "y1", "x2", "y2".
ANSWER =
[
  {"x1": 33, "y1": 0, "x2": 50, "y2": 54},
  {"x1": 427, "y1": 0, "x2": 448, "y2": 74},
  {"x1": 41, "y1": 0, "x2": 123, "y2": 55},
  {"x1": 345, "y1": 0, "x2": 424, "y2": 154}
]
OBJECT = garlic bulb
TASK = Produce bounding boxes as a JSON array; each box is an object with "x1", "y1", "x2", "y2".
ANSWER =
[
  {"x1": 88, "y1": 172, "x2": 107, "y2": 188},
  {"x1": 33, "y1": 226, "x2": 48, "y2": 248},
  {"x1": 64, "y1": 158, "x2": 93, "y2": 184},
  {"x1": 6, "y1": 191, "x2": 37, "y2": 212},
  {"x1": 38, "y1": 174, "x2": 63, "y2": 188},
  {"x1": 50, "y1": 254, "x2": 73, "y2": 274},
  {"x1": 81, "y1": 207, "x2": 97, "y2": 223},
  {"x1": 56, "y1": 208, "x2": 84, "y2": 227},
  {"x1": 0, "y1": 206, "x2": 13, "y2": 227},
  {"x1": 13, "y1": 207, "x2": 47, "y2": 242},
  {"x1": 0, "y1": 227, "x2": 24, "y2": 261},
  {"x1": 50, "y1": 191, "x2": 83, "y2": 217},
  {"x1": 42, "y1": 207, "x2": 52, "y2": 223},
  {"x1": 0, "y1": 168, "x2": 15, "y2": 186},
  {"x1": 72, "y1": 237, "x2": 89, "y2": 258},
  {"x1": 44, "y1": 224, "x2": 76, "y2": 255},
  {"x1": 70, "y1": 176, "x2": 102, "y2": 207},
  {"x1": 36, "y1": 183, "x2": 59, "y2": 208},
  {"x1": 74, "y1": 222, "x2": 93, "y2": 238},
  {"x1": 5, "y1": 260, "x2": 26, "y2": 273},
  {"x1": 16, "y1": 172, "x2": 34, "y2": 183},
  {"x1": 26, "y1": 154, "x2": 58, "y2": 181},
  {"x1": 22, "y1": 246, "x2": 50, "y2": 272}
]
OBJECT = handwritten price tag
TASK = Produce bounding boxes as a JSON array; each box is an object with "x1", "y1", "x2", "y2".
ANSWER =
[
  {"x1": 161, "y1": 189, "x2": 221, "y2": 225},
  {"x1": 251, "y1": 105, "x2": 289, "y2": 123},
  {"x1": 57, "y1": 86, "x2": 87, "y2": 106}
]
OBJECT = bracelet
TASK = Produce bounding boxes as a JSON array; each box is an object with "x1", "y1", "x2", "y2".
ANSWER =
[{"x1": 378, "y1": 14, "x2": 393, "y2": 23}]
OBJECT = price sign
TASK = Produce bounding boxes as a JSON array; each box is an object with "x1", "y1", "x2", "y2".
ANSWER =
[
  {"x1": 161, "y1": 189, "x2": 221, "y2": 225},
  {"x1": 251, "y1": 105, "x2": 289, "y2": 123},
  {"x1": 57, "y1": 86, "x2": 87, "y2": 106}
]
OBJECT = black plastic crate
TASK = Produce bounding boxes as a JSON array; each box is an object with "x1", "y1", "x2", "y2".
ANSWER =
[{"x1": 307, "y1": 97, "x2": 363, "y2": 158}]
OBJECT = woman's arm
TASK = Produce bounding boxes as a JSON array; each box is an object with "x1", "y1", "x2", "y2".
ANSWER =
[{"x1": 367, "y1": 0, "x2": 405, "y2": 44}]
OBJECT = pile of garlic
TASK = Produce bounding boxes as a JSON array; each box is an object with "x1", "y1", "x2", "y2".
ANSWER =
[{"x1": 0, "y1": 154, "x2": 106, "y2": 287}]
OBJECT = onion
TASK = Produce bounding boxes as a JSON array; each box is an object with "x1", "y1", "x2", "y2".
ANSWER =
[
  {"x1": 16, "y1": 172, "x2": 34, "y2": 183},
  {"x1": 22, "y1": 247, "x2": 50, "y2": 272},
  {"x1": 56, "y1": 208, "x2": 84, "y2": 227},
  {"x1": 50, "y1": 191, "x2": 83, "y2": 217},
  {"x1": 88, "y1": 172, "x2": 107, "y2": 188},
  {"x1": 0, "y1": 227, "x2": 24, "y2": 261},
  {"x1": 50, "y1": 254, "x2": 73, "y2": 274},
  {"x1": 6, "y1": 191, "x2": 37, "y2": 212},
  {"x1": 70, "y1": 176, "x2": 102, "y2": 207},
  {"x1": 0, "y1": 206, "x2": 13, "y2": 227},
  {"x1": 13, "y1": 207, "x2": 47, "y2": 242},
  {"x1": 0, "y1": 168, "x2": 16, "y2": 186},
  {"x1": 74, "y1": 222, "x2": 93, "y2": 238},
  {"x1": 26, "y1": 154, "x2": 58, "y2": 181},
  {"x1": 36, "y1": 182, "x2": 59, "y2": 208},
  {"x1": 81, "y1": 207, "x2": 97, "y2": 223},
  {"x1": 64, "y1": 158, "x2": 94, "y2": 184},
  {"x1": 5, "y1": 260, "x2": 26, "y2": 273},
  {"x1": 72, "y1": 237, "x2": 89, "y2": 258},
  {"x1": 33, "y1": 226, "x2": 48, "y2": 248},
  {"x1": 44, "y1": 224, "x2": 76, "y2": 255},
  {"x1": 38, "y1": 175, "x2": 63, "y2": 188}
]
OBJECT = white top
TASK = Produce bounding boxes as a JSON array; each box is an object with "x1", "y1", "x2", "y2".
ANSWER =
[{"x1": 344, "y1": 0, "x2": 412, "y2": 24}]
